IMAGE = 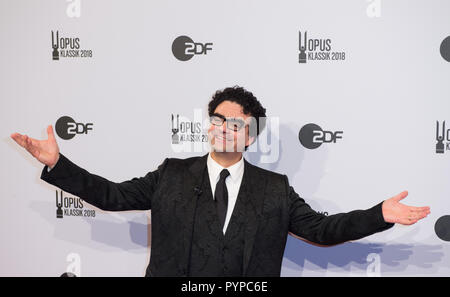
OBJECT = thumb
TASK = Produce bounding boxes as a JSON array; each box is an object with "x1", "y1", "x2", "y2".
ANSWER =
[
  {"x1": 393, "y1": 190, "x2": 408, "y2": 202},
  {"x1": 47, "y1": 125, "x2": 56, "y2": 140}
]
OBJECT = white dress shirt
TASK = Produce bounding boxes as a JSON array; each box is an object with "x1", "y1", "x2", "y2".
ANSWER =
[{"x1": 207, "y1": 153, "x2": 245, "y2": 234}]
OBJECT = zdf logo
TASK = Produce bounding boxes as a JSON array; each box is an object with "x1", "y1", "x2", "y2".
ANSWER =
[
  {"x1": 55, "y1": 116, "x2": 93, "y2": 140},
  {"x1": 298, "y1": 123, "x2": 343, "y2": 149},
  {"x1": 172, "y1": 35, "x2": 213, "y2": 61}
]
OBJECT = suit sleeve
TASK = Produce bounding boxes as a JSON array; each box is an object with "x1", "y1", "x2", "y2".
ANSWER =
[
  {"x1": 40, "y1": 153, "x2": 168, "y2": 211},
  {"x1": 285, "y1": 176, "x2": 394, "y2": 245}
]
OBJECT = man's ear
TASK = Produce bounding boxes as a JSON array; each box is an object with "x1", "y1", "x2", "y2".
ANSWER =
[
  {"x1": 246, "y1": 135, "x2": 255, "y2": 147},
  {"x1": 245, "y1": 116, "x2": 258, "y2": 148}
]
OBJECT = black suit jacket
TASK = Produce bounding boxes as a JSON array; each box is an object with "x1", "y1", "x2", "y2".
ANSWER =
[{"x1": 41, "y1": 153, "x2": 394, "y2": 276}]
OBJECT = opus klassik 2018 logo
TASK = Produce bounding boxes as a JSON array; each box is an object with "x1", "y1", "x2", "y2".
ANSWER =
[
  {"x1": 171, "y1": 113, "x2": 208, "y2": 144},
  {"x1": 51, "y1": 30, "x2": 93, "y2": 60},
  {"x1": 55, "y1": 190, "x2": 95, "y2": 219},
  {"x1": 298, "y1": 30, "x2": 346, "y2": 63}
]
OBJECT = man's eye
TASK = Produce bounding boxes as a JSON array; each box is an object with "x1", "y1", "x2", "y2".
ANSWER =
[{"x1": 229, "y1": 122, "x2": 240, "y2": 130}]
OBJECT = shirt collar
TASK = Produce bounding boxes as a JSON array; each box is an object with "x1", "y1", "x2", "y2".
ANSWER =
[{"x1": 207, "y1": 153, "x2": 244, "y2": 183}]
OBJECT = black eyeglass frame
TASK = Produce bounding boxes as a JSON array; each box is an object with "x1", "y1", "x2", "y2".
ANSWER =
[{"x1": 209, "y1": 113, "x2": 247, "y2": 132}]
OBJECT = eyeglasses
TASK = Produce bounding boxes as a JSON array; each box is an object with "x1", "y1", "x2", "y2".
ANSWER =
[{"x1": 210, "y1": 113, "x2": 246, "y2": 132}]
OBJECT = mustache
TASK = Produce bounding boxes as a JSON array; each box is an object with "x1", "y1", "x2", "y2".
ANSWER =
[{"x1": 209, "y1": 129, "x2": 234, "y2": 141}]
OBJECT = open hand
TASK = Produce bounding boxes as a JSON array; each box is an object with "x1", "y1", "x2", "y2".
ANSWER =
[
  {"x1": 11, "y1": 125, "x2": 60, "y2": 168},
  {"x1": 382, "y1": 191, "x2": 430, "y2": 225}
]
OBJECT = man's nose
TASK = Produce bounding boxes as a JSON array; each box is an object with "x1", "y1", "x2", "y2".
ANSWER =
[{"x1": 221, "y1": 122, "x2": 228, "y2": 133}]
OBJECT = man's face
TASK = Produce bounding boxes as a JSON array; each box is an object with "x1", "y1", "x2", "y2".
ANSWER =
[{"x1": 208, "y1": 100, "x2": 254, "y2": 153}]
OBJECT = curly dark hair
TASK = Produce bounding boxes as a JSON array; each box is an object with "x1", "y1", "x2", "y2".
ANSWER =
[{"x1": 208, "y1": 86, "x2": 267, "y2": 137}]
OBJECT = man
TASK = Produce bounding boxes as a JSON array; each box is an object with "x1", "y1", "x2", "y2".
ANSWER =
[{"x1": 11, "y1": 86, "x2": 430, "y2": 276}]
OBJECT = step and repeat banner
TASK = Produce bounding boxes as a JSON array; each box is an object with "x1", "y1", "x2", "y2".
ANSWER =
[{"x1": 1, "y1": 0, "x2": 449, "y2": 276}]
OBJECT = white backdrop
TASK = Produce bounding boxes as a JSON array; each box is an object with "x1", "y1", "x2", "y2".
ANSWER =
[{"x1": 1, "y1": 0, "x2": 450, "y2": 276}]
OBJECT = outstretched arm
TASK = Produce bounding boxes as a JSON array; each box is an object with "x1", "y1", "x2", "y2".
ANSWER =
[
  {"x1": 11, "y1": 125, "x2": 167, "y2": 211},
  {"x1": 39, "y1": 153, "x2": 167, "y2": 211},
  {"x1": 286, "y1": 177, "x2": 430, "y2": 246}
]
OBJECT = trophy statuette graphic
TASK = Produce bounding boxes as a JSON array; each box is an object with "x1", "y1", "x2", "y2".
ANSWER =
[
  {"x1": 51, "y1": 31, "x2": 59, "y2": 61},
  {"x1": 56, "y1": 190, "x2": 63, "y2": 219},
  {"x1": 299, "y1": 31, "x2": 307, "y2": 64},
  {"x1": 436, "y1": 121, "x2": 445, "y2": 154},
  {"x1": 171, "y1": 114, "x2": 180, "y2": 144}
]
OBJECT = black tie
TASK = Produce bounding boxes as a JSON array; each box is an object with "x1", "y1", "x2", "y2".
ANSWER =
[{"x1": 215, "y1": 169, "x2": 230, "y2": 231}]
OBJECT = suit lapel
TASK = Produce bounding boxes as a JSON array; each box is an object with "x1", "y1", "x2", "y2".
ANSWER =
[
  {"x1": 242, "y1": 160, "x2": 267, "y2": 275},
  {"x1": 176, "y1": 154, "x2": 208, "y2": 275}
]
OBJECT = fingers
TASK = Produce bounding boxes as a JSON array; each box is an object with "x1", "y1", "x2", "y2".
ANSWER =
[
  {"x1": 400, "y1": 216, "x2": 421, "y2": 225},
  {"x1": 11, "y1": 133, "x2": 31, "y2": 149},
  {"x1": 409, "y1": 206, "x2": 431, "y2": 212},
  {"x1": 399, "y1": 207, "x2": 431, "y2": 225},
  {"x1": 410, "y1": 211, "x2": 429, "y2": 221},
  {"x1": 409, "y1": 208, "x2": 431, "y2": 217},
  {"x1": 11, "y1": 133, "x2": 40, "y2": 157},
  {"x1": 24, "y1": 135, "x2": 39, "y2": 157},
  {"x1": 11, "y1": 133, "x2": 25, "y2": 147},
  {"x1": 408, "y1": 205, "x2": 431, "y2": 215},
  {"x1": 407, "y1": 208, "x2": 430, "y2": 219},
  {"x1": 402, "y1": 218, "x2": 418, "y2": 225},
  {"x1": 12, "y1": 124, "x2": 55, "y2": 148}
]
